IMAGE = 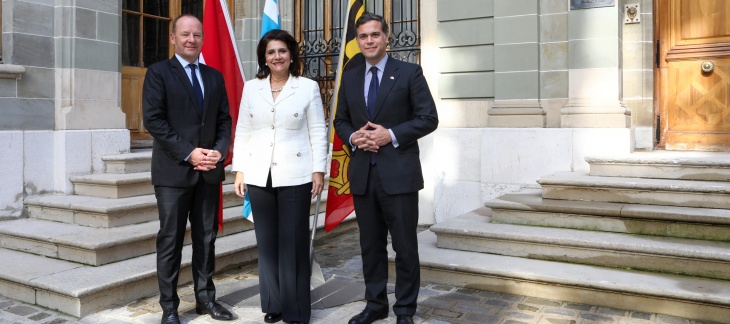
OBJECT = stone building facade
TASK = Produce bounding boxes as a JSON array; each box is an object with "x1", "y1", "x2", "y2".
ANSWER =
[
  {"x1": 4, "y1": 1, "x2": 730, "y2": 321},
  {"x1": 0, "y1": 0, "x2": 689, "y2": 223}
]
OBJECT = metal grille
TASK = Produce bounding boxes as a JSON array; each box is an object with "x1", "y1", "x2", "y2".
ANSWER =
[{"x1": 297, "y1": 0, "x2": 420, "y2": 119}]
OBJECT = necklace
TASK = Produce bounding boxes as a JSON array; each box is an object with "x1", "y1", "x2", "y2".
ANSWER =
[
  {"x1": 271, "y1": 75, "x2": 288, "y2": 82},
  {"x1": 271, "y1": 88, "x2": 283, "y2": 93}
]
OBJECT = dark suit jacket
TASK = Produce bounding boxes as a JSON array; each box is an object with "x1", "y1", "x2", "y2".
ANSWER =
[
  {"x1": 143, "y1": 57, "x2": 232, "y2": 187},
  {"x1": 333, "y1": 57, "x2": 438, "y2": 195}
]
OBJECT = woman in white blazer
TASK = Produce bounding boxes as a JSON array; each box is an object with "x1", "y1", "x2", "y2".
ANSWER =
[{"x1": 231, "y1": 30, "x2": 327, "y2": 324}]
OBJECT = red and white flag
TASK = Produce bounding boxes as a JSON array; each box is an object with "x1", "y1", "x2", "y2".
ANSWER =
[{"x1": 200, "y1": 0, "x2": 246, "y2": 230}]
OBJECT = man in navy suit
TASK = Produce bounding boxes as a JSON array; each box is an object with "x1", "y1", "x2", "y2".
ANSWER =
[
  {"x1": 142, "y1": 14, "x2": 233, "y2": 324},
  {"x1": 333, "y1": 12, "x2": 439, "y2": 324}
]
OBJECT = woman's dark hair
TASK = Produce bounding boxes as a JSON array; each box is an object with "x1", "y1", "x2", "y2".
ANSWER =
[{"x1": 256, "y1": 29, "x2": 301, "y2": 79}]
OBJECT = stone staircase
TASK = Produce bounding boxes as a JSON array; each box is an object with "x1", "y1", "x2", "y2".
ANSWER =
[
  {"x1": 406, "y1": 151, "x2": 730, "y2": 322},
  {"x1": 0, "y1": 150, "x2": 354, "y2": 317}
]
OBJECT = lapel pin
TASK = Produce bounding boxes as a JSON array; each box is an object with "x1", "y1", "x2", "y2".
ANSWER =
[{"x1": 389, "y1": 76, "x2": 394, "y2": 80}]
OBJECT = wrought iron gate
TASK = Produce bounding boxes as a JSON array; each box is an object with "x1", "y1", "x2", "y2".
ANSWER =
[{"x1": 296, "y1": 0, "x2": 421, "y2": 119}]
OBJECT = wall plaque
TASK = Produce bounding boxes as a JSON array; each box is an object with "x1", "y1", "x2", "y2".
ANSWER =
[{"x1": 571, "y1": 0, "x2": 615, "y2": 10}]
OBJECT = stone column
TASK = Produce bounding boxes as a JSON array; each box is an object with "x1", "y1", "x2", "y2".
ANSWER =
[
  {"x1": 539, "y1": 0, "x2": 569, "y2": 128},
  {"x1": 54, "y1": 0, "x2": 125, "y2": 130},
  {"x1": 488, "y1": 0, "x2": 545, "y2": 127},
  {"x1": 562, "y1": 5, "x2": 630, "y2": 128}
]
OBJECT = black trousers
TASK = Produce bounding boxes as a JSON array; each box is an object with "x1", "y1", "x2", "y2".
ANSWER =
[
  {"x1": 154, "y1": 178, "x2": 220, "y2": 311},
  {"x1": 249, "y1": 173, "x2": 312, "y2": 323},
  {"x1": 353, "y1": 165, "x2": 420, "y2": 316}
]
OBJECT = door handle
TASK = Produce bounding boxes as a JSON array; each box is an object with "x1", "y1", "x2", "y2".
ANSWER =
[{"x1": 701, "y1": 61, "x2": 715, "y2": 73}]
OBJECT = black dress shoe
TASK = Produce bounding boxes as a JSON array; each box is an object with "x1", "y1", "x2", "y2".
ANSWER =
[
  {"x1": 265, "y1": 312, "x2": 282, "y2": 323},
  {"x1": 396, "y1": 315, "x2": 414, "y2": 324},
  {"x1": 195, "y1": 301, "x2": 234, "y2": 320},
  {"x1": 160, "y1": 309, "x2": 180, "y2": 324},
  {"x1": 348, "y1": 308, "x2": 388, "y2": 324}
]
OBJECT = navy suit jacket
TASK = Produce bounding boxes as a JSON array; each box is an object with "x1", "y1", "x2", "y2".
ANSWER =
[
  {"x1": 333, "y1": 57, "x2": 438, "y2": 195},
  {"x1": 142, "y1": 57, "x2": 232, "y2": 187}
]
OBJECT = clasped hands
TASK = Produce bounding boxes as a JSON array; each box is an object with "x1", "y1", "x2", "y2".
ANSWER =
[
  {"x1": 352, "y1": 122, "x2": 391, "y2": 152},
  {"x1": 190, "y1": 148, "x2": 221, "y2": 171}
]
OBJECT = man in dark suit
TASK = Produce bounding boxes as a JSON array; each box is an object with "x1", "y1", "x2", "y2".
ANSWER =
[
  {"x1": 333, "y1": 13, "x2": 439, "y2": 324},
  {"x1": 142, "y1": 14, "x2": 233, "y2": 324}
]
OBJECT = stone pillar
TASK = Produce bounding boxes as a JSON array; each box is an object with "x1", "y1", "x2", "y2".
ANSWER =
[
  {"x1": 488, "y1": 0, "x2": 545, "y2": 127},
  {"x1": 619, "y1": 0, "x2": 654, "y2": 148},
  {"x1": 54, "y1": 0, "x2": 125, "y2": 130},
  {"x1": 539, "y1": 0, "x2": 569, "y2": 128},
  {"x1": 562, "y1": 5, "x2": 630, "y2": 128}
]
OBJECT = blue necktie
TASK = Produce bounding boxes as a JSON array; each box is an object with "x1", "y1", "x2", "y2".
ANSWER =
[
  {"x1": 189, "y1": 64, "x2": 204, "y2": 114},
  {"x1": 367, "y1": 66, "x2": 379, "y2": 118}
]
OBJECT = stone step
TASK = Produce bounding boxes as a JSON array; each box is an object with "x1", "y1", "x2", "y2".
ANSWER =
[
  {"x1": 587, "y1": 151, "x2": 730, "y2": 181},
  {"x1": 539, "y1": 171, "x2": 730, "y2": 209},
  {"x1": 70, "y1": 172, "x2": 153, "y2": 198},
  {"x1": 70, "y1": 170, "x2": 236, "y2": 198},
  {"x1": 0, "y1": 206, "x2": 254, "y2": 266},
  {"x1": 431, "y1": 214, "x2": 730, "y2": 280},
  {"x1": 24, "y1": 184, "x2": 243, "y2": 228},
  {"x1": 0, "y1": 213, "x2": 358, "y2": 318},
  {"x1": 487, "y1": 189, "x2": 730, "y2": 241},
  {"x1": 25, "y1": 184, "x2": 327, "y2": 228},
  {"x1": 102, "y1": 150, "x2": 152, "y2": 174},
  {"x1": 405, "y1": 230, "x2": 730, "y2": 323}
]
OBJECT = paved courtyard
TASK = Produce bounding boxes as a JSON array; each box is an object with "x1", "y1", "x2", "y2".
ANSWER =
[{"x1": 0, "y1": 227, "x2": 721, "y2": 324}]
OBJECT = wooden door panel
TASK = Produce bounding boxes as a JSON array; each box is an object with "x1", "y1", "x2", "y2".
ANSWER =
[
  {"x1": 121, "y1": 66, "x2": 150, "y2": 141},
  {"x1": 658, "y1": 0, "x2": 730, "y2": 151},
  {"x1": 677, "y1": 0, "x2": 730, "y2": 45},
  {"x1": 667, "y1": 58, "x2": 730, "y2": 132}
]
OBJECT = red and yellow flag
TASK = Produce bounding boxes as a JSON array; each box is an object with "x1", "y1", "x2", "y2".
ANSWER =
[{"x1": 325, "y1": 0, "x2": 365, "y2": 232}]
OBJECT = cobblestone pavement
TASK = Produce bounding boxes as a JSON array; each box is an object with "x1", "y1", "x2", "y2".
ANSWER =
[{"x1": 0, "y1": 227, "x2": 721, "y2": 324}]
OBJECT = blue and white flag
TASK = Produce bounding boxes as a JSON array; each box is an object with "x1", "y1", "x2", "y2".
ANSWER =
[
  {"x1": 242, "y1": 188, "x2": 253, "y2": 222},
  {"x1": 261, "y1": 0, "x2": 280, "y2": 38}
]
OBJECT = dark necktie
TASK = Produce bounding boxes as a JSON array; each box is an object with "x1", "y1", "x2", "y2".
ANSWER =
[
  {"x1": 367, "y1": 66, "x2": 379, "y2": 118},
  {"x1": 367, "y1": 66, "x2": 379, "y2": 164},
  {"x1": 189, "y1": 64, "x2": 204, "y2": 114}
]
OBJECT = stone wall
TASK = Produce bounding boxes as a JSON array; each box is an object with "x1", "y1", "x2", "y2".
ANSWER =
[
  {"x1": 1, "y1": 0, "x2": 55, "y2": 130},
  {"x1": 0, "y1": 0, "x2": 129, "y2": 218}
]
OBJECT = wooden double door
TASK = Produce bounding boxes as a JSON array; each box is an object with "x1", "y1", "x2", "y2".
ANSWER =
[{"x1": 656, "y1": 0, "x2": 730, "y2": 151}]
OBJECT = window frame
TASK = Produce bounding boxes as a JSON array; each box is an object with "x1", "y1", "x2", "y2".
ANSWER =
[
  {"x1": 294, "y1": 0, "x2": 421, "y2": 117},
  {"x1": 121, "y1": 0, "x2": 234, "y2": 68}
]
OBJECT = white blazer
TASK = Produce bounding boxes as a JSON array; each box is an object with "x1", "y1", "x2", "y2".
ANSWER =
[{"x1": 232, "y1": 75, "x2": 328, "y2": 187}]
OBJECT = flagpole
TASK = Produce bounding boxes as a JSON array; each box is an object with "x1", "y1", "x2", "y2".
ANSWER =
[
  {"x1": 309, "y1": 0, "x2": 354, "y2": 287},
  {"x1": 309, "y1": 187, "x2": 325, "y2": 287}
]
